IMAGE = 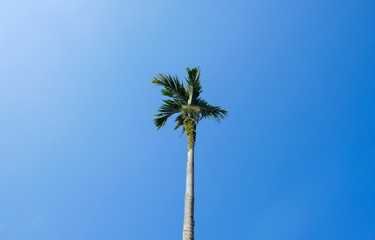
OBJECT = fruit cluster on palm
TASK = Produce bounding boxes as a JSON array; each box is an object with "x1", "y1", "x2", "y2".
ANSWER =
[{"x1": 152, "y1": 67, "x2": 227, "y2": 240}]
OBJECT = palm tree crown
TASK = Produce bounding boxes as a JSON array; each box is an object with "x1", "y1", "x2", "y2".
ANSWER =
[{"x1": 151, "y1": 67, "x2": 228, "y2": 134}]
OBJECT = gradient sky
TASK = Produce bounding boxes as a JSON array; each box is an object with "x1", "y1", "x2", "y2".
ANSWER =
[{"x1": 1, "y1": 0, "x2": 375, "y2": 239}]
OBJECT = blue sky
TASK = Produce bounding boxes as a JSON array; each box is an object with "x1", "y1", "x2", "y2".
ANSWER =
[{"x1": 1, "y1": 0, "x2": 374, "y2": 239}]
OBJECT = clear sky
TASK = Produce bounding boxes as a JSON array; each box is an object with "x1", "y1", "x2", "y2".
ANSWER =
[{"x1": 1, "y1": 0, "x2": 374, "y2": 239}]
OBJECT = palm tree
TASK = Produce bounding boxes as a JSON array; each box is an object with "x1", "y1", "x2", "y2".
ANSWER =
[{"x1": 151, "y1": 67, "x2": 228, "y2": 240}]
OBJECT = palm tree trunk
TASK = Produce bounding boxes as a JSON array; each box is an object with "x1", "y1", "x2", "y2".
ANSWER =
[{"x1": 183, "y1": 118, "x2": 196, "y2": 240}]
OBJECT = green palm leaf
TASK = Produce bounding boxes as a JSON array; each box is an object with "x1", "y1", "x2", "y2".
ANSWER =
[
  {"x1": 196, "y1": 98, "x2": 228, "y2": 122},
  {"x1": 185, "y1": 67, "x2": 202, "y2": 104},
  {"x1": 153, "y1": 100, "x2": 182, "y2": 129},
  {"x1": 173, "y1": 114, "x2": 186, "y2": 135},
  {"x1": 151, "y1": 73, "x2": 188, "y2": 104}
]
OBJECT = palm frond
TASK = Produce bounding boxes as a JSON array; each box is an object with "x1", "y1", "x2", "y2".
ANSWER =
[
  {"x1": 173, "y1": 114, "x2": 186, "y2": 136},
  {"x1": 153, "y1": 100, "x2": 181, "y2": 129},
  {"x1": 151, "y1": 73, "x2": 188, "y2": 104},
  {"x1": 185, "y1": 67, "x2": 202, "y2": 104},
  {"x1": 196, "y1": 98, "x2": 228, "y2": 122}
]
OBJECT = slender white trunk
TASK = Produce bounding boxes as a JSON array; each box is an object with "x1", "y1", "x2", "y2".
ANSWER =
[{"x1": 182, "y1": 143, "x2": 194, "y2": 240}]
